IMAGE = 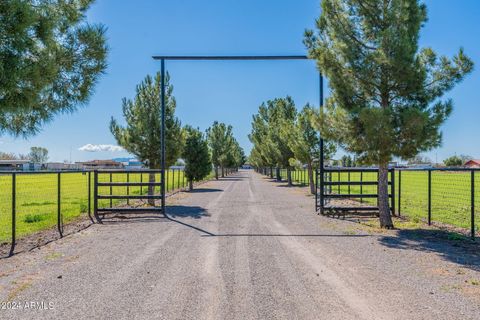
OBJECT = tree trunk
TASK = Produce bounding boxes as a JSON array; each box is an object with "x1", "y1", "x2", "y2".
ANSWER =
[
  {"x1": 276, "y1": 167, "x2": 281, "y2": 181},
  {"x1": 287, "y1": 167, "x2": 293, "y2": 186},
  {"x1": 215, "y1": 166, "x2": 219, "y2": 180},
  {"x1": 221, "y1": 166, "x2": 225, "y2": 178},
  {"x1": 307, "y1": 162, "x2": 315, "y2": 195},
  {"x1": 378, "y1": 162, "x2": 394, "y2": 229},
  {"x1": 270, "y1": 167, "x2": 274, "y2": 179},
  {"x1": 189, "y1": 179, "x2": 193, "y2": 191},
  {"x1": 148, "y1": 172, "x2": 156, "y2": 206}
]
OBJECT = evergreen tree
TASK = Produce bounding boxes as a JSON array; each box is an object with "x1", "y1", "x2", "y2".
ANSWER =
[
  {"x1": 282, "y1": 104, "x2": 336, "y2": 194},
  {"x1": 0, "y1": 0, "x2": 108, "y2": 136},
  {"x1": 225, "y1": 139, "x2": 246, "y2": 169},
  {"x1": 249, "y1": 107, "x2": 277, "y2": 178},
  {"x1": 305, "y1": 0, "x2": 473, "y2": 228},
  {"x1": 249, "y1": 97, "x2": 296, "y2": 185},
  {"x1": 110, "y1": 72, "x2": 184, "y2": 203},
  {"x1": 206, "y1": 121, "x2": 233, "y2": 179},
  {"x1": 183, "y1": 127, "x2": 212, "y2": 191}
]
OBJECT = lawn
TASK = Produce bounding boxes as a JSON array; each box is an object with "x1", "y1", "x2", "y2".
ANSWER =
[
  {"x1": 279, "y1": 168, "x2": 479, "y2": 234},
  {"x1": 0, "y1": 169, "x2": 190, "y2": 243}
]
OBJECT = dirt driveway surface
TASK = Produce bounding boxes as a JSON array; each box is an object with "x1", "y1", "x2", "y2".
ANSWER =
[{"x1": 1, "y1": 170, "x2": 479, "y2": 319}]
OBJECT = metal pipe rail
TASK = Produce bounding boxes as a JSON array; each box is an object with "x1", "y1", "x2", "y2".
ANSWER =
[
  {"x1": 317, "y1": 168, "x2": 395, "y2": 215},
  {"x1": 93, "y1": 170, "x2": 164, "y2": 222}
]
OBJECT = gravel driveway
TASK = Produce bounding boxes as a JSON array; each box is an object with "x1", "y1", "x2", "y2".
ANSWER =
[{"x1": 1, "y1": 170, "x2": 479, "y2": 320}]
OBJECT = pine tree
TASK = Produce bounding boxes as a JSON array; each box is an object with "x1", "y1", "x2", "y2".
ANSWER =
[
  {"x1": 225, "y1": 139, "x2": 245, "y2": 169},
  {"x1": 0, "y1": 0, "x2": 108, "y2": 136},
  {"x1": 249, "y1": 107, "x2": 277, "y2": 178},
  {"x1": 283, "y1": 104, "x2": 336, "y2": 194},
  {"x1": 249, "y1": 97, "x2": 296, "y2": 185},
  {"x1": 305, "y1": 0, "x2": 473, "y2": 228},
  {"x1": 110, "y1": 72, "x2": 184, "y2": 203},
  {"x1": 183, "y1": 127, "x2": 212, "y2": 191}
]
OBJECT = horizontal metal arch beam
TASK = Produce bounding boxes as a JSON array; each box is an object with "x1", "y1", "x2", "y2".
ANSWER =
[{"x1": 152, "y1": 55, "x2": 309, "y2": 61}]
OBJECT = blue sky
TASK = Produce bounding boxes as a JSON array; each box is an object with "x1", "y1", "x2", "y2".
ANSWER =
[{"x1": 1, "y1": 0, "x2": 479, "y2": 163}]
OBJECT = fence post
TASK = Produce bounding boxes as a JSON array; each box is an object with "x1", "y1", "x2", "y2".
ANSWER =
[
  {"x1": 348, "y1": 171, "x2": 351, "y2": 195},
  {"x1": 176, "y1": 169, "x2": 179, "y2": 189},
  {"x1": 471, "y1": 170, "x2": 475, "y2": 240},
  {"x1": 398, "y1": 170, "x2": 402, "y2": 217},
  {"x1": 360, "y1": 171, "x2": 363, "y2": 203},
  {"x1": 315, "y1": 169, "x2": 318, "y2": 212},
  {"x1": 57, "y1": 172, "x2": 63, "y2": 237},
  {"x1": 140, "y1": 173, "x2": 143, "y2": 195},
  {"x1": 329, "y1": 172, "x2": 332, "y2": 194},
  {"x1": 338, "y1": 171, "x2": 340, "y2": 194},
  {"x1": 428, "y1": 170, "x2": 432, "y2": 225},
  {"x1": 166, "y1": 169, "x2": 169, "y2": 192},
  {"x1": 127, "y1": 172, "x2": 130, "y2": 205},
  {"x1": 93, "y1": 171, "x2": 101, "y2": 223},
  {"x1": 87, "y1": 171, "x2": 93, "y2": 223},
  {"x1": 10, "y1": 173, "x2": 16, "y2": 256},
  {"x1": 391, "y1": 169, "x2": 395, "y2": 216},
  {"x1": 109, "y1": 172, "x2": 113, "y2": 208}
]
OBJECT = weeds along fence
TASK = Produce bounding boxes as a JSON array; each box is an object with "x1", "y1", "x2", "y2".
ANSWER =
[
  {"x1": 0, "y1": 168, "x2": 193, "y2": 257},
  {"x1": 256, "y1": 166, "x2": 479, "y2": 239}
]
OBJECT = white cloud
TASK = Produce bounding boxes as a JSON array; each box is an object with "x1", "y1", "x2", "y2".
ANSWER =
[{"x1": 78, "y1": 144, "x2": 124, "y2": 152}]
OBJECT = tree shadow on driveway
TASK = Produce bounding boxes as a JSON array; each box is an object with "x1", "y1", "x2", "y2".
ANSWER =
[
  {"x1": 166, "y1": 205, "x2": 210, "y2": 219},
  {"x1": 188, "y1": 188, "x2": 223, "y2": 193},
  {"x1": 378, "y1": 229, "x2": 480, "y2": 271}
]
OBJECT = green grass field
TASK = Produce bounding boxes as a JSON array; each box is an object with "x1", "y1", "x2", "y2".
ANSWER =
[
  {"x1": 279, "y1": 168, "x2": 479, "y2": 234},
  {"x1": 0, "y1": 169, "x2": 194, "y2": 243}
]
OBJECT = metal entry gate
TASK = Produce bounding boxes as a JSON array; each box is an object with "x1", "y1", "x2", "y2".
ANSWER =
[
  {"x1": 316, "y1": 167, "x2": 395, "y2": 215},
  {"x1": 93, "y1": 169, "x2": 164, "y2": 221}
]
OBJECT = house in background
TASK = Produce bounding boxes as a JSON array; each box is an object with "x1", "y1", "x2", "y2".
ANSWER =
[
  {"x1": 112, "y1": 158, "x2": 144, "y2": 170},
  {"x1": 46, "y1": 162, "x2": 84, "y2": 171},
  {"x1": 75, "y1": 160, "x2": 124, "y2": 169},
  {"x1": 464, "y1": 159, "x2": 480, "y2": 168},
  {"x1": 0, "y1": 160, "x2": 41, "y2": 171}
]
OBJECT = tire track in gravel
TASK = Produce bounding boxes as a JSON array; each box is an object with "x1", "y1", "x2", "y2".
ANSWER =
[{"x1": 248, "y1": 173, "x2": 392, "y2": 320}]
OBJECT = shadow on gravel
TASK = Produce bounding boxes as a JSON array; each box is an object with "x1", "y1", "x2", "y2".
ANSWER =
[
  {"x1": 188, "y1": 188, "x2": 223, "y2": 193},
  {"x1": 378, "y1": 229, "x2": 480, "y2": 271},
  {"x1": 100, "y1": 215, "x2": 167, "y2": 224},
  {"x1": 201, "y1": 233, "x2": 369, "y2": 237},
  {"x1": 275, "y1": 184, "x2": 307, "y2": 188},
  {"x1": 167, "y1": 205, "x2": 209, "y2": 219}
]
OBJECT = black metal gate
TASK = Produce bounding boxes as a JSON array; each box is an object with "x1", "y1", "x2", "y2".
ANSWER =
[
  {"x1": 93, "y1": 169, "x2": 164, "y2": 222},
  {"x1": 316, "y1": 167, "x2": 395, "y2": 215}
]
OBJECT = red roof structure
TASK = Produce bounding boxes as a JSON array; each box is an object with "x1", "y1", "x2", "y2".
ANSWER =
[{"x1": 464, "y1": 159, "x2": 480, "y2": 168}]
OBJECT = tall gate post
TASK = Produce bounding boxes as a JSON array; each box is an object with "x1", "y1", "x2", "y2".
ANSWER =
[
  {"x1": 93, "y1": 170, "x2": 101, "y2": 223},
  {"x1": 318, "y1": 72, "x2": 325, "y2": 214},
  {"x1": 160, "y1": 59, "x2": 166, "y2": 214}
]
